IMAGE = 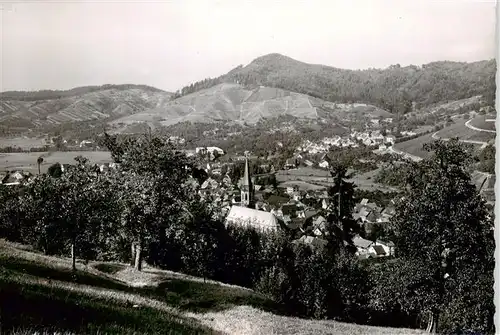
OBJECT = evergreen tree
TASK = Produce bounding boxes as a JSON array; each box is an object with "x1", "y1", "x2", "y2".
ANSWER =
[{"x1": 324, "y1": 161, "x2": 359, "y2": 254}]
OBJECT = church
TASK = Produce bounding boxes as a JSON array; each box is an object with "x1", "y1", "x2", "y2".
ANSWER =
[{"x1": 225, "y1": 156, "x2": 281, "y2": 232}]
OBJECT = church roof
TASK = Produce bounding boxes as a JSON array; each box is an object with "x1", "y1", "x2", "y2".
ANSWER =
[{"x1": 225, "y1": 206, "x2": 280, "y2": 231}]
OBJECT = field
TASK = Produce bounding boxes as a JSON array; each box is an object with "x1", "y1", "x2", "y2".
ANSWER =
[
  {"x1": 0, "y1": 151, "x2": 112, "y2": 174},
  {"x1": 467, "y1": 115, "x2": 496, "y2": 131},
  {"x1": 278, "y1": 180, "x2": 326, "y2": 191},
  {"x1": 276, "y1": 167, "x2": 398, "y2": 192},
  {"x1": 435, "y1": 120, "x2": 495, "y2": 143},
  {"x1": 395, "y1": 116, "x2": 495, "y2": 159},
  {"x1": 0, "y1": 137, "x2": 48, "y2": 149},
  {"x1": 0, "y1": 239, "x2": 427, "y2": 335}
]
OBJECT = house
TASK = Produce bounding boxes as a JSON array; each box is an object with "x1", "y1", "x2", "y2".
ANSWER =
[
  {"x1": 196, "y1": 146, "x2": 225, "y2": 156},
  {"x1": 79, "y1": 140, "x2": 93, "y2": 148},
  {"x1": 304, "y1": 160, "x2": 314, "y2": 167},
  {"x1": 2, "y1": 171, "x2": 29, "y2": 186},
  {"x1": 319, "y1": 161, "x2": 329, "y2": 169},
  {"x1": 285, "y1": 184, "x2": 300, "y2": 195},
  {"x1": 353, "y1": 207, "x2": 370, "y2": 222},
  {"x1": 386, "y1": 135, "x2": 396, "y2": 144},
  {"x1": 352, "y1": 236, "x2": 394, "y2": 259},
  {"x1": 225, "y1": 205, "x2": 282, "y2": 232},
  {"x1": 310, "y1": 215, "x2": 328, "y2": 236},
  {"x1": 284, "y1": 158, "x2": 298, "y2": 170}
]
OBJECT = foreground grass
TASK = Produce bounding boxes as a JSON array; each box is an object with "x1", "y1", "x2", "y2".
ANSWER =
[
  {"x1": 0, "y1": 240, "x2": 428, "y2": 335},
  {"x1": 1, "y1": 278, "x2": 212, "y2": 335},
  {"x1": 0, "y1": 246, "x2": 219, "y2": 334}
]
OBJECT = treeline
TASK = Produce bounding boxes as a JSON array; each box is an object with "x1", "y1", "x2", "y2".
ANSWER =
[
  {"x1": 0, "y1": 84, "x2": 167, "y2": 101},
  {"x1": 0, "y1": 135, "x2": 494, "y2": 334},
  {"x1": 172, "y1": 76, "x2": 227, "y2": 98},
  {"x1": 0, "y1": 146, "x2": 51, "y2": 153}
]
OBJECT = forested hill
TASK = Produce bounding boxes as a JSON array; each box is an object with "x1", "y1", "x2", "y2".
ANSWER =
[
  {"x1": 175, "y1": 53, "x2": 496, "y2": 113},
  {"x1": 0, "y1": 84, "x2": 169, "y2": 102}
]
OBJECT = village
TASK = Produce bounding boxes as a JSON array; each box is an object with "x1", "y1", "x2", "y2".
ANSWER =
[
  {"x1": 194, "y1": 149, "x2": 397, "y2": 261},
  {"x1": 1, "y1": 128, "x2": 405, "y2": 261},
  {"x1": 0, "y1": 123, "x2": 491, "y2": 262}
]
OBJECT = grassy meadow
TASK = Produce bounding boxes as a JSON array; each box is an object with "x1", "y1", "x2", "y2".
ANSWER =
[{"x1": 0, "y1": 151, "x2": 112, "y2": 174}]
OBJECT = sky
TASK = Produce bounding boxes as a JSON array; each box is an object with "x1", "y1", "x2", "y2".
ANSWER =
[{"x1": 0, "y1": 0, "x2": 497, "y2": 92}]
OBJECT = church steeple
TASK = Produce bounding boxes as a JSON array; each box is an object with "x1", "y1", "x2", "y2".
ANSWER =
[{"x1": 241, "y1": 154, "x2": 254, "y2": 208}]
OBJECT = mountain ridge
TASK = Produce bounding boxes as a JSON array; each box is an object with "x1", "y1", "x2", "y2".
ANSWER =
[{"x1": 0, "y1": 53, "x2": 495, "y2": 136}]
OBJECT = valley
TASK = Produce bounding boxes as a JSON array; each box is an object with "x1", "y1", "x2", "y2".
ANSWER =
[{"x1": 0, "y1": 51, "x2": 496, "y2": 335}]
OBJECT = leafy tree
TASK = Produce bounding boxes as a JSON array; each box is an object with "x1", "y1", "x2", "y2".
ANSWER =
[
  {"x1": 477, "y1": 144, "x2": 495, "y2": 174},
  {"x1": 20, "y1": 175, "x2": 67, "y2": 255},
  {"x1": 0, "y1": 184, "x2": 24, "y2": 242},
  {"x1": 388, "y1": 139, "x2": 494, "y2": 333},
  {"x1": 47, "y1": 163, "x2": 63, "y2": 178},
  {"x1": 58, "y1": 156, "x2": 103, "y2": 270},
  {"x1": 102, "y1": 133, "x2": 196, "y2": 271}
]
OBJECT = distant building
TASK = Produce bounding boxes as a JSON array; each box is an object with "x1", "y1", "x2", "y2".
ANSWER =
[
  {"x1": 79, "y1": 140, "x2": 93, "y2": 148},
  {"x1": 319, "y1": 161, "x2": 329, "y2": 169},
  {"x1": 196, "y1": 146, "x2": 225, "y2": 156}
]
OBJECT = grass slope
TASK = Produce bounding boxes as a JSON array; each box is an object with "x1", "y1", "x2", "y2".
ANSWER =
[{"x1": 0, "y1": 240, "x2": 427, "y2": 335}]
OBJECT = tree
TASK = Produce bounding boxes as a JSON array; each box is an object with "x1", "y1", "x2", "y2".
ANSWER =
[
  {"x1": 388, "y1": 139, "x2": 494, "y2": 333},
  {"x1": 37, "y1": 156, "x2": 44, "y2": 175},
  {"x1": 47, "y1": 163, "x2": 63, "y2": 178},
  {"x1": 21, "y1": 175, "x2": 67, "y2": 255},
  {"x1": 323, "y1": 161, "x2": 359, "y2": 254},
  {"x1": 477, "y1": 144, "x2": 495, "y2": 174},
  {"x1": 58, "y1": 156, "x2": 101, "y2": 271},
  {"x1": 115, "y1": 171, "x2": 157, "y2": 271},
  {"x1": 102, "y1": 133, "x2": 196, "y2": 271}
]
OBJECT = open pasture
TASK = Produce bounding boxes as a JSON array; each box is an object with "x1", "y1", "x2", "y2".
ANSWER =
[
  {"x1": 0, "y1": 151, "x2": 112, "y2": 174},
  {"x1": 467, "y1": 115, "x2": 496, "y2": 132},
  {"x1": 435, "y1": 120, "x2": 494, "y2": 143},
  {"x1": 0, "y1": 137, "x2": 48, "y2": 149}
]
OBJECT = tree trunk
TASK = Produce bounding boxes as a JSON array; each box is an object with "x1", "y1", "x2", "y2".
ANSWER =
[
  {"x1": 130, "y1": 242, "x2": 136, "y2": 267},
  {"x1": 71, "y1": 241, "x2": 76, "y2": 271},
  {"x1": 134, "y1": 241, "x2": 142, "y2": 271},
  {"x1": 426, "y1": 310, "x2": 439, "y2": 333}
]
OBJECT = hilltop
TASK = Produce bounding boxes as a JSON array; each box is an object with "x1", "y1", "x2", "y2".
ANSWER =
[{"x1": 179, "y1": 53, "x2": 496, "y2": 111}]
